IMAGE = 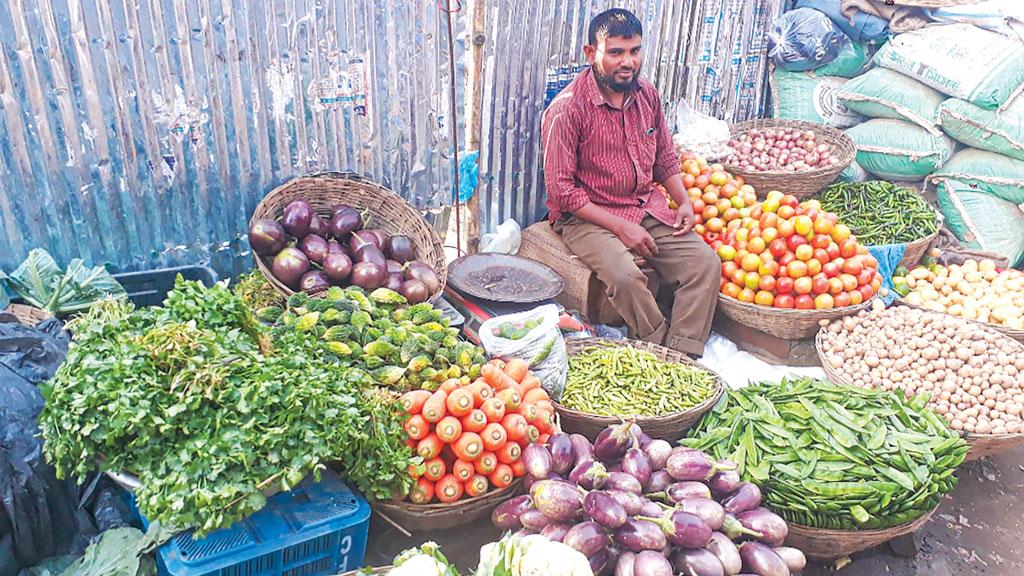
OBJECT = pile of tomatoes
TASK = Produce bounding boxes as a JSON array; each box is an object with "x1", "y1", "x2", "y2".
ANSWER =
[
  {"x1": 710, "y1": 190, "x2": 882, "y2": 310},
  {"x1": 658, "y1": 152, "x2": 758, "y2": 219}
]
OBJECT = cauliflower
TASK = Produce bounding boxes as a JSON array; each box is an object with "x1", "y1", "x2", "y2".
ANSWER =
[
  {"x1": 387, "y1": 542, "x2": 459, "y2": 576},
  {"x1": 477, "y1": 533, "x2": 593, "y2": 576}
]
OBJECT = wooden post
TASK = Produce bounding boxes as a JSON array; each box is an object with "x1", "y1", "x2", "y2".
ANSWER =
[{"x1": 465, "y1": 0, "x2": 486, "y2": 254}]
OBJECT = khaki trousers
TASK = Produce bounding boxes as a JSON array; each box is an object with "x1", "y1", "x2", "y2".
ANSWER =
[{"x1": 553, "y1": 215, "x2": 720, "y2": 356}]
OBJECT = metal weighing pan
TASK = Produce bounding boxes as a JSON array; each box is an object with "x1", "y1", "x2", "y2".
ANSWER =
[{"x1": 447, "y1": 253, "x2": 564, "y2": 303}]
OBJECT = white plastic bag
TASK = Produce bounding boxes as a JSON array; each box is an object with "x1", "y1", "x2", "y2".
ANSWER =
[
  {"x1": 697, "y1": 333, "x2": 826, "y2": 390},
  {"x1": 480, "y1": 304, "x2": 567, "y2": 399},
  {"x1": 481, "y1": 219, "x2": 522, "y2": 254},
  {"x1": 672, "y1": 101, "x2": 733, "y2": 160}
]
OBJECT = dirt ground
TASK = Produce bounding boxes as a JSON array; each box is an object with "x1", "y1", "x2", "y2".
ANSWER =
[{"x1": 364, "y1": 444, "x2": 1023, "y2": 575}]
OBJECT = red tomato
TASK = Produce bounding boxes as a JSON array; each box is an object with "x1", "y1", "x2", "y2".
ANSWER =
[
  {"x1": 822, "y1": 262, "x2": 840, "y2": 278},
  {"x1": 776, "y1": 276, "x2": 795, "y2": 294},
  {"x1": 828, "y1": 277, "x2": 845, "y2": 295},
  {"x1": 811, "y1": 275, "x2": 830, "y2": 295},
  {"x1": 857, "y1": 267, "x2": 876, "y2": 286},
  {"x1": 858, "y1": 284, "x2": 875, "y2": 301},
  {"x1": 834, "y1": 291, "x2": 852, "y2": 308},
  {"x1": 767, "y1": 237, "x2": 787, "y2": 257},
  {"x1": 826, "y1": 242, "x2": 841, "y2": 261},
  {"x1": 779, "y1": 252, "x2": 796, "y2": 267},
  {"x1": 758, "y1": 275, "x2": 777, "y2": 292},
  {"x1": 773, "y1": 294, "x2": 796, "y2": 309},
  {"x1": 813, "y1": 248, "x2": 831, "y2": 265},
  {"x1": 814, "y1": 293, "x2": 835, "y2": 310},
  {"x1": 841, "y1": 258, "x2": 863, "y2": 276},
  {"x1": 839, "y1": 239, "x2": 859, "y2": 259},
  {"x1": 787, "y1": 234, "x2": 808, "y2": 252},
  {"x1": 795, "y1": 294, "x2": 815, "y2": 310},
  {"x1": 811, "y1": 234, "x2": 831, "y2": 250}
]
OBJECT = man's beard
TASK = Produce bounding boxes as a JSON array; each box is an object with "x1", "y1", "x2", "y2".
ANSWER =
[{"x1": 594, "y1": 67, "x2": 641, "y2": 93}]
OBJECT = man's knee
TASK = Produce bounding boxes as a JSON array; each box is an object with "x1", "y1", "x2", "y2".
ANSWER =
[{"x1": 601, "y1": 263, "x2": 648, "y2": 295}]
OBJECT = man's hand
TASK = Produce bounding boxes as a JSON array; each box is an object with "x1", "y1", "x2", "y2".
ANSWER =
[
  {"x1": 672, "y1": 201, "x2": 696, "y2": 236},
  {"x1": 616, "y1": 220, "x2": 658, "y2": 257}
]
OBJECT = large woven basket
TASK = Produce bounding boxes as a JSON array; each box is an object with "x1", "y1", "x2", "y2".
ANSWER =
[
  {"x1": 894, "y1": 298, "x2": 1024, "y2": 344},
  {"x1": 722, "y1": 119, "x2": 855, "y2": 199},
  {"x1": 784, "y1": 506, "x2": 937, "y2": 562},
  {"x1": 554, "y1": 338, "x2": 725, "y2": 443},
  {"x1": 890, "y1": 210, "x2": 943, "y2": 269},
  {"x1": 815, "y1": 330, "x2": 1024, "y2": 461},
  {"x1": 716, "y1": 293, "x2": 874, "y2": 340},
  {"x1": 372, "y1": 478, "x2": 523, "y2": 533},
  {"x1": 3, "y1": 303, "x2": 53, "y2": 326},
  {"x1": 250, "y1": 172, "x2": 447, "y2": 301}
]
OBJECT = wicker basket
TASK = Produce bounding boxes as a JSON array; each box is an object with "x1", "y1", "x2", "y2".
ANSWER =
[
  {"x1": 784, "y1": 506, "x2": 937, "y2": 562},
  {"x1": 815, "y1": 330, "x2": 1024, "y2": 461},
  {"x1": 894, "y1": 298, "x2": 1024, "y2": 344},
  {"x1": 716, "y1": 293, "x2": 874, "y2": 340},
  {"x1": 891, "y1": 211, "x2": 943, "y2": 269},
  {"x1": 372, "y1": 478, "x2": 523, "y2": 532},
  {"x1": 553, "y1": 338, "x2": 725, "y2": 443},
  {"x1": 3, "y1": 303, "x2": 53, "y2": 326},
  {"x1": 250, "y1": 172, "x2": 447, "y2": 301},
  {"x1": 721, "y1": 119, "x2": 855, "y2": 199}
]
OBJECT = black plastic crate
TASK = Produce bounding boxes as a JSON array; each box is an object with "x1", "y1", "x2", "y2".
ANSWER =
[{"x1": 113, "y1": 266, "x2": 218, "y2": 307}]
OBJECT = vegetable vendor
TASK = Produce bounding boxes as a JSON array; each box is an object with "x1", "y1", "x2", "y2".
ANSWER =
[{"x1": 541, "y1": 8, "x2": 719, "y2": 357}]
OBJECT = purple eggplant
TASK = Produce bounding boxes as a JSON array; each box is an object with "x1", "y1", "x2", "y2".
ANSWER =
[
  {"x1": 330, "y1": 205, "x2": 363, "y2": 238},
  {"x1": 607, "y1": 489, "x2": 644, "y2": 515},
  {"x1": 594, "y1": 421, "x2": 636, "y2": 464},
  {"x1": 563, "y1": 521, "x2": 609, "y2": 557},
  {"x1": 722, "y1": 483, "x2": 762, "y2": 515},
  {"x1": 676, "y1": 498, "x2": 726, "y2": 530},
  {"x1": 666, "y1": 481, "x2": 713, "y2": 502},
  {"x1": 638, "y1": 510, "x2": 712, "y2": 549},
  {"x1": 514, "y1": 528, "x2": 537, "y2": 538},
  {"x1": 540, "y1": 522, "x2": 573, "y2": 542},
  {"x1": 272, "y1": 247, "x2": 310, "y2": 289},
  {"x1": 667, "y1": 450, "x2": 735, "y2": 482},
  {"x1": 613, "y1": 519, "x2": 667, "y2": 552},
  {"x1": 710, "y1": 468, "x2": 743, "y2": 495},
  {"x1": 491, "y1": 494, "x2": 533, "y2": 529},
  {"x1": 639, "y1": 499, "x2": 664, "y2": 518},
  {"x1": 385, "y1": 259, "x2": 404, "y2": 275},
  {"x1": 643, "y1": 439, "x2": 673, "y2": 471},
  {"x1": 350, "y1": 262, "x2": 385, "y2": 290},
  {"x1": 299, "y1": 270, "x2": 331, "y2": 294},
  {"x1": 570, "y1": 460, "x2": 609, "y2": 490},
  {"x1": 400, "y1": 279, "x2": 429, "y2": 304},
  {"x1": 772, "y1": 547, "x2": 806, "y2": 573},
  {"x1": 523, "y1": 443, "x2": 553, "y2": 479},
  {"x1": 671, "y1": 548, "x2": 726, "y2": 576},
  {"x1": 737, "y1": 508, "x2": 788, "y2": 547},
  {"x1": 589, "y1": 547, "x2": 615, "y2": 576},
  {"x1": 323, "y1": 253, "x2": 353, "y2": 283},
  {"x1": 530, "y1": 480, "x2": 582, "y2": 522},
  {"x1": 720, "y1": 514, "x2": 764, "y2": 541},
  {"x1": 384, "y1": 234, "x2": 416, "y2": 263},
  {"x1": 606, "y1": 472, "x2": 643, "y2": 495},
  {"x1": 615, "y1": 552, "x2": 636, "y2": 576},
  {"x1": 570, "y1": 434, "x2": 594, "y2": 468},
  {"x1": 549, "y1": 433, "x2": 575, "y2": 475},
  {"x1": 523, "y1": 475, "x2": 538, "y2": 492},
  {"x1": 248, "y1": 218, "x2": 287, "y2": 255},
  {"x1": 583, "y1": 491, "x2": 628, "y2": 529},
  {"x1": 633, "y1": 550, "x2": 673, "y2": 576},
  {"x1": 403, "y1": 261, "x2": 440, "y2": 294},
  {"x1": 356, "y1": 244, "x2": 388, "y2": 271},
  {"x1": 622, "y1": 448, "x2": 652, "y2": 486},
  {"x1": 383, "y1": 273, "x2": 404, "y2": 292},
  {"x1": 299, "y1": 233, "x2": 329, "y2": 265},
  {"x1": 644, "y1": 470, "x2": 672, "y2": 494},
  {"x1": 739, "y1": 542, "x2": 790, "y2": 576},
  {"x1": 608, "y1": 463, "x2": 623, "y2": 474},
  {"x1": 520, "y1": 508, "x2": 554, "y2": 531},
  {"x1": 707, "y1": 532, "x2": 743, "y2": 575},
  {"x1": 308, "y1": 213, "x2": 329, "y2": 237},
  {"x1": 281, "y1": 200, "x2": 313, "y2": 238}
]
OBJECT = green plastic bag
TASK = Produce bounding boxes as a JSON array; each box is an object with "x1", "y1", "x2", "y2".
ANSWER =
[
  {"x1": 837, "y1": 68, "x2": 945, "y2": 132},
  {"x1": 931, "y1": 148, "x2": 1024, "y2": 205},
  {"x1": 846, "y1": 119, "x2": 953, "y2": 180},
  {"x1": 938, "y1": 98, "x2": 1024, "y2": 161},
  {"x1": 771, "y1": 69, "x2": 862, "y2": 128},
  {"x1": 816, "y1": 41, "x2": 869, "y2": 78},
  {"x1": 936, "y1": 179, "x2": 1024, "y2": 267}
]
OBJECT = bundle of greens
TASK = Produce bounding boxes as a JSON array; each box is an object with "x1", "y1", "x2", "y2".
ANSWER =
[
  {"x1": 0, "y1": 249, "x2": 124, "y2": 316},
  {"x1": 40, "y1": 277, "x2": 412, "y2": 534}
]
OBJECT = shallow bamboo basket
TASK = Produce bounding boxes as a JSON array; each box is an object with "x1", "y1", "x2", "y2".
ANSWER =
[
  {"x1": 372, "y1": 478, "x2": 523, "y2": 533},
  {"x1": 784, "y1": 506, "x2": 937, "y2": 562},
  {"x1": 716, "y1": 293, "x2": 875, "y2": 340}
]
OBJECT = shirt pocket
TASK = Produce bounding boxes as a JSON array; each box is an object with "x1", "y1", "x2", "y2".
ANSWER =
[{"x1": 638, "y1": 125, "x2": 657, "y2": 170}]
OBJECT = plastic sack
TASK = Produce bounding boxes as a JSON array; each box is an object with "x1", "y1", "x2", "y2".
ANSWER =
[
  {"x1": 930, "y1": 148, "x2": 1024, "y2": 205},
  {"x1": 938, "y1": 98, "x2": 1024, "y2": 161},
  {"x1": 456, "y1": 150, "x2": 479, "y2": 203},
  {"x1": 936, "y1": 179, "x2": 1024, "y2": 267},
  {"x1": 814, "y1": 40, "x2": 869, "y2": 78},
  {"x1": 697, "y1": 333, "x2": 827, "y2": 390},
  {"x1": 479, "y1": 304, "x2": 567, "y2": 399},
  {"x1": 480, "y1": 219, "x2": 522, "y2": 254},
  {"x1": 672, "y1": 100, "x2": 732, "y2": 160},
  {"x1": 923, "y1": 1, "x2": 1024, "y2": 42},
  {"x1": 867, "y1": 244, "x2": 907, "y2": 306},
  {"x1": 838, "y1": 68, "x2": 946, "y2": 133},
  {"x1": 845, "y1": 119, "x2": 953, "y2": 179},
  {"x1": 874, "y1": 24, "x2": 1024, "y2": 109},
  {"x1": 768, "y1": 8, "x2": 850, "y2": 72},
  {"x1": 771, "y1": 69, "x2": 862, "y2": 128},
  {"x1": 794, "y1": 0, "x2": 890, "y2": 43},
  {"x1": 839, "y1": 159, "x2": 871, "y2": 183}
]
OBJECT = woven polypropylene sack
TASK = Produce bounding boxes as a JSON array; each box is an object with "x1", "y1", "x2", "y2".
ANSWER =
[
  {"x1": 772, "y1": 69, "x2": 862, "y2": 128},
  {"x1": 939, "y1": 98, "x2": 1024, "y2": 161},
  {"x1": 931, "y1": 148, "x2": 1024, "y2": 204},
  {"x1": 936, "y1": 179, "x2": 1024, "y2": 268},
  {"x1": 846, "y1": 119, "x2": 953, "y2": 179},
  {"x1": 838, "y1": 68, "x2": 946, "y2": 133}
]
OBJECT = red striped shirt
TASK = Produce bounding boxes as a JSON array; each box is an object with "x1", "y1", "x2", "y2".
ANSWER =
[{"x1": 541, "y1": 67, "x2": 680, "y2": 226}]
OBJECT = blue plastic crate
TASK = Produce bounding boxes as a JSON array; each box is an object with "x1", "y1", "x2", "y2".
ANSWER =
[{"x1": 133, "y1": 469, "x2": 370, "y2": 576}]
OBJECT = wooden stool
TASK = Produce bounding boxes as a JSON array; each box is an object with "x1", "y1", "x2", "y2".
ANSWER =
[{"x1": 519, "y1": 221, "x2": 665, "y2": 325}]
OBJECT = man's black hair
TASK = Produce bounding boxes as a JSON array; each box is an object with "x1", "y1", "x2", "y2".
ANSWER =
[{"x1": 587, "y1": 8, "x2": 643, "y2": 45}]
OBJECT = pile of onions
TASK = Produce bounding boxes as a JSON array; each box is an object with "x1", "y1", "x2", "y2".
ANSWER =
[
  {"x1": 819, "y1": 306, "x2": 1024, "y2": 435},
  {"x1": 724, "y1": 128, "x2": 837, "y2": 172}
]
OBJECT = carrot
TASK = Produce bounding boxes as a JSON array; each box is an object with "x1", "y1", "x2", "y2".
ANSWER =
[
  {"x1": 399, "y1": 390, "x2": 431, "y2": 414},
  {"x1": 405, "y1": 437, "x2": 418, "y2": 449},
  {"x1": 535, "y1": 407, "x2": 554, "y2": 433},
  {"x1": 522, "y1": 387, "x2": 549, "y2": 406},
  {"x1": 423, "y1": 457, "x2": 446, "y2": 481},
  {"x1": 416, "y1": 433, "x2": 443, "y2": 460},
  {"x1": 488, "y1": 358, "x2": 506, "y2": 370},
  {"x1": 445, "y1": 388, "x2": 474, "y2": 417},
  {"x1": 474, "y1": 451, "x2": 497, "y2": 475},
  {"x1": 504, "y1": 358, "x2": 529, "y2": 383},
  {"x1": 403, "y1": 414, "x2": 430, "y2": 440},
  {"x1": 465, "y1": 474, "x2": 489, "y2": 498},
  {"x1": 497, "y1": 440, "x2": 522, "y2": 464},
  {"x1": 421, "y1": 389, "x2": 448, "y2": 423},
  {"x1": 435, "y1": 474, "x2": 464, "y2": 503},
  {"x1": 407, "y1": 462, "x2": 425, "y2": 479},
  {"x1": 409, "y1": 478, "x2": 435, "y2": 504},
  {"x1": 498, "y1": 372, "x2": 520, "y2": 392},
  {"x1": 435, "y1": 416, "x2": 463, "y2": 444},
  {"x1": 439, "y1": 378, "x2": 461, "y2": 393},
  {"x1": 461, "y1": 409, "x2": 488, "y2": 433},
  {"x1": 536, "y1": 400, "x2": 555, "y2": 414},
  {"x1": 452, "y1": 432, "x2": 484, "y2": 461},
  {"x1": 517, "y1": 403, "x2": 539, "y2": 425},
  {"x1": 452, "y1": 459, "x2": 475, "y2": 482},
  {"x1": 522, "y1": 425, "x2": 540, "y2": 445},
  {"x1": 468, "y1": 381, "x2": 494, "y2": 407},
  {"x1": 509, "y1": 459, "x2": 526, "y2": 478},
  {"x1": 501, "y1": 413, "x2": 528, "y2": 442},
  {"x1": 496, "y1": 389, "x2": 522, "y2": 412},
  {"x1": 481, "y1": 423, "x2": 508, "y2": 451},
  {"x1": 480, "y1": 364, "x2": 503, "y2": 388},
  {"x1": 490, "y1": 464, "x2": 514, "y2": 489},
  {"x1": 482, "y1": 398, "x2": 507, "y2": 423},
  {"x1": 519, "y1": 374, "x2": 542, "y2": 392}
]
